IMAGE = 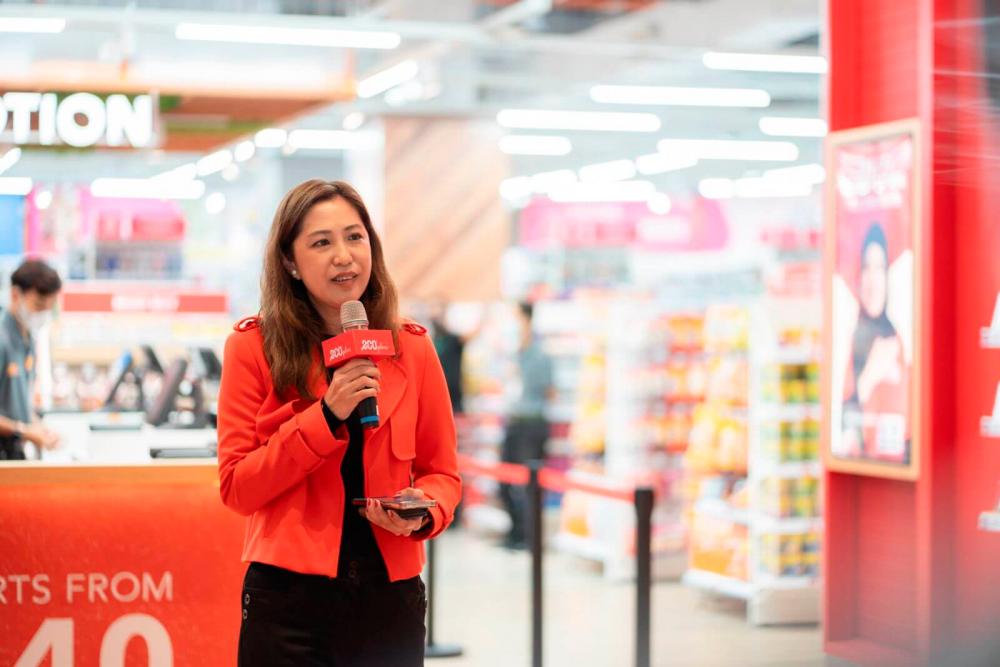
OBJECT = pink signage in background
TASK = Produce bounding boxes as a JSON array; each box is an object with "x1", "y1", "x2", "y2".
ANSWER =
[
  {"x1": 25, "y1": 187, "x2": 187, "y2": 253},
  {"x1": 81, "y1": 190, "x2": 186, "y2": 243},
  {"x1": 518, "y1": 197, "x2": 728, "y2": 251},
  {"x1": 519, "y1": 200, "x2": 637, "y2": 247},
  {"x1": 633, "y1": 197, "x2": 728, "y2": 251},
  {"x1": 25, "y1": 185, "x2": 85, "y2": 256}
]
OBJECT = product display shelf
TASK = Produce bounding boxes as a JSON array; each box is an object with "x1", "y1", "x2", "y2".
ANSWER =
[
  {"x1": 754, "y1": 459, "x2": 822, "y2": 480},
  {"x1": 682, "y1": 568, "x2": 753, "y2": 600},
  {"x1": 754, "y1": 574, "x2": 819, "y2": 589},
  {"x1": 694, "y1": 498, "x2": 750, "y2": 525},
  {"x1": 456, "y1": 299, "x2": 601, "y2": 534},
  {"x1": 681, "y1": 303, "x2": 755, "y2": 600},
  {"x1": 746, "y1": 289, "x2": 823, "y2": 625},
  {"x1": 755, "y1": 515, "x2": 823, "y2": 535},
  {"x1": 555, "y1": 296, "x2": 694, "y2": 579},
  {"x1": 756, "y1": 402, "x2": 822, "y2": 423},
  {"x1": 552, "y1": 463, "x2": 687, "y2": 580}
]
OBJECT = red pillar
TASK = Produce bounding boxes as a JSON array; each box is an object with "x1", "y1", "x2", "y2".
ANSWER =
[{"x1": 825, "y1": 0, "x2": 1000, "y2": 664}]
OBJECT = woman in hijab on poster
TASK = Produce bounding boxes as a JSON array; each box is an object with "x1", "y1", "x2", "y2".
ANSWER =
[
  {"x1": 840, "y1": 222, "x2": 910, "y2": 463},
  {"x1": 217, "y1": 179, "x2": 461, "y2": 666}
]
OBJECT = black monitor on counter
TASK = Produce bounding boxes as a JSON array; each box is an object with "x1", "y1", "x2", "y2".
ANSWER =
[
  {"x1": 141, "y1": 344, "x2": 165, "y2": 376},
  {"x1": 103, "y1": 351, "x2": 137, "y2": 410},
  {"x1": 145, "y1": 358, "x2": 189, "y2": 427},
  {"x1": 190, "y1": 347, "x2": 222, "y2": 382}
]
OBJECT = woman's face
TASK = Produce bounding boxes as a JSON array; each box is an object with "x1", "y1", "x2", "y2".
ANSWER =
[
  {"x1": 288, "y1": 197, "x2": 373, "y2": 321},
  {"x1": 860, "y1": 241, "x2": 888, "y2": 318}
]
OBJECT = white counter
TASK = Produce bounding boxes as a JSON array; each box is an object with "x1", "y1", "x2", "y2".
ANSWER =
[{"x1": 36, "y1": 411, "x2": 216, "y2": 464}]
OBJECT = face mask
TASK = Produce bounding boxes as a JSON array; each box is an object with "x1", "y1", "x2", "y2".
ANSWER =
[{"x1": 17, "y1": 304, "x2": 53, "y2": 334}]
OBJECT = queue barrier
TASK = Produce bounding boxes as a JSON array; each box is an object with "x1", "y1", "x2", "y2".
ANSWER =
[{"x1": 425, "y1": 454, "x2": 654, "y2": 667}]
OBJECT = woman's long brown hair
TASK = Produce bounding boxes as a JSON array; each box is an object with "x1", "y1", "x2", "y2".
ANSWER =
[{"x1": 260, "y1": 180, "x2": 399, "y2": 400}]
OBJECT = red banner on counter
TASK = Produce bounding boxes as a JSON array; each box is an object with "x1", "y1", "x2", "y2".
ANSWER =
[
  {"x1": 61, "y1": 289, "x2": 229, "y2": 314},
  {"x1": 0, "y1": 465, "x2": 244, "y2": 667}
]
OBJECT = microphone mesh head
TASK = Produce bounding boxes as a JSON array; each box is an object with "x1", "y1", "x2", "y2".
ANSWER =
[{"x1": 340, "y1": 300, "x2": 369, "y2": 329}]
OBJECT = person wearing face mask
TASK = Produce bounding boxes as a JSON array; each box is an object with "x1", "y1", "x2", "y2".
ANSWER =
[
  {"x1": 0, "y1": 259, "x2": 63, "y2": 460},
  {"x1": 840, "y1": 223, "x2": 910, "y2": 463}
]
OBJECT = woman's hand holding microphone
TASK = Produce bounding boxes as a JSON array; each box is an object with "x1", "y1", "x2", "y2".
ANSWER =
[{"x1": 323, "y1": 358, "x2": 381, "y2": 420}]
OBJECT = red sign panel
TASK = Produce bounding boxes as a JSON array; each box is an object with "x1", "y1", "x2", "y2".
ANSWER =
[
  {"x1": 61, "y1": 290, "x2": 229, "y2": 314},
  {"x1": 0, "y1": 466, "x2": 245, "y2": 667}
]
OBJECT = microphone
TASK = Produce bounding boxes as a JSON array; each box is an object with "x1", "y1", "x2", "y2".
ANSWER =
[
  {"x1": 340, "y1": 300, "x2": 379, "y2": 428},
  {"x1": 321, "y1": 301, "x2": 395, "y2": 429}
]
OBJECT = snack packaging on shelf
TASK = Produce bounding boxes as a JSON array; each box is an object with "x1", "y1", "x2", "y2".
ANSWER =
[
  {"x1": 758, "y1": 531, "x2": 822, "y2": 578},
  {"x1": 689, "y1": 512, "x2": 749, "y2": 581},
  {"x1": 760, "y1": 476, "x2": 821, "y2": 519}
]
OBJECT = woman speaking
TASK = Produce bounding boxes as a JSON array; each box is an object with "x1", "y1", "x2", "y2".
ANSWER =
[{"x1": 217, "y1": 180, "x2": 461, "y2": 666}]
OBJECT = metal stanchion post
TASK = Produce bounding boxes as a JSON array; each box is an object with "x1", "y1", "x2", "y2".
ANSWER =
[
  {"x1": 528, "y1": 459, "x2": 544, "y2": 667},
  {"x1": 634, "y1": 487, "x2": 654, "y2": 667},
  {"x1": 425, "y1": 535, "x2": 463, "y2": 658}
]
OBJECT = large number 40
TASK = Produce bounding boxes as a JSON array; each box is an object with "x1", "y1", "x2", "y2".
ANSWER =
[{"x1": 16, "y1": 615, "x2": 173, "y2": 667}]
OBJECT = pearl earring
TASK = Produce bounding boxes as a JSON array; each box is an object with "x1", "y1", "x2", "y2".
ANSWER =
[{"x1": 291, "y1": 269, "x2": 299, "y2": 279}]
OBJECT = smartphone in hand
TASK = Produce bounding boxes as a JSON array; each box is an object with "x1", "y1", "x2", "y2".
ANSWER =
[{"x1": 352, "y1": 495, "x2": 437, "y2": 520}]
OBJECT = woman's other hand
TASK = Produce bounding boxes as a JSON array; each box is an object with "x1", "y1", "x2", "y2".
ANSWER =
[{"x1": 359, "y1": 488, "x2": 430, "y2": 537}]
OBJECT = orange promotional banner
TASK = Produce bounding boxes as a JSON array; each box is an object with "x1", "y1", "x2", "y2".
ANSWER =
[{"x1": 0, "y1": 465, "x2": 245, "y2": 666}]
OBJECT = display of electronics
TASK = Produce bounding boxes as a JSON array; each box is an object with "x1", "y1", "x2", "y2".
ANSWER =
[
  {"x1": 102, "y1": 350, "x2": 138, "y2": 410},
  {"x1": 145, "y1": 358, "x2": 190, "y2": 427},
  {"x1": 141, "y1": 344, "x2": 165, "y2": 375},
  {"x1": 190, "y1": 347, "x2": 222, "y2": 382}
]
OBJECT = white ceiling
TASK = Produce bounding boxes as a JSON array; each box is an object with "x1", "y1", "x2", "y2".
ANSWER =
[{"x1": 1, "y1": 0, "x2": 825, "y2": 194}]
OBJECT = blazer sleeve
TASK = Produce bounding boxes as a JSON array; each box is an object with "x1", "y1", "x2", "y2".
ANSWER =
[
  {"x1": 217, "y1": 331, "x2": 350, "y2": 516},
  {"x1": 410, "y1": 335, "x2": 462, "y2": 540}
]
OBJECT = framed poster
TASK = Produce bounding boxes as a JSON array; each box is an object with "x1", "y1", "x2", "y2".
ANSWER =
[{"x1": 824, "y1": 118, "x2": 922, "y2": 480}]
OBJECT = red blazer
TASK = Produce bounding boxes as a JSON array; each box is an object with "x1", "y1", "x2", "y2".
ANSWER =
[{"x1": 217, "y1": 317, "x2": 461, "y2": 581}]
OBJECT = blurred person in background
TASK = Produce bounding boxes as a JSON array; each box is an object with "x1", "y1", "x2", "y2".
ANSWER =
[
  {"x1": 499, "y1": 301, "x2": 553, "y2": 550},
  {"x1": 0, "y1": 259, "x2": 62, "y2": 460},
  {"x1": 428, "y1": 298, "x2": 481, "y2": 416},
  {"x1": 427, "y1": 298, "x2": 480, "y2": 530},
  {"x1": 217, "y1": 180, "x2": 461, "y2": 666}
]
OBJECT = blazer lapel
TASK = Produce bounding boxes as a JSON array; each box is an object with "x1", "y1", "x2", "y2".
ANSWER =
[{"x1": 372, "y1": 357, "x2": 407, "y2": 430}]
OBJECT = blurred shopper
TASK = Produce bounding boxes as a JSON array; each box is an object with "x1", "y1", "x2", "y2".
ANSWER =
[
  {"x1": 428, "y1": 299, "x2": 479, "y2": 531},
  {"x1": 499, "y1": 301, "x2": 553, "y2": 550},
  {"x1": 217, "y1": 180, "x2": 461, "y2": 667},
  {"x1": 428, "y1": 298, "x2": 479, "y2": 416},
  {"x1": 0, "y1": 259, "x2": 62, "y2": 460}
]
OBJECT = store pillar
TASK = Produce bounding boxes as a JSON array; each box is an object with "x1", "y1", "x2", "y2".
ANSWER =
[{"x1": 825, "y1": 0, "x2": 1000, "y2": 664}]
